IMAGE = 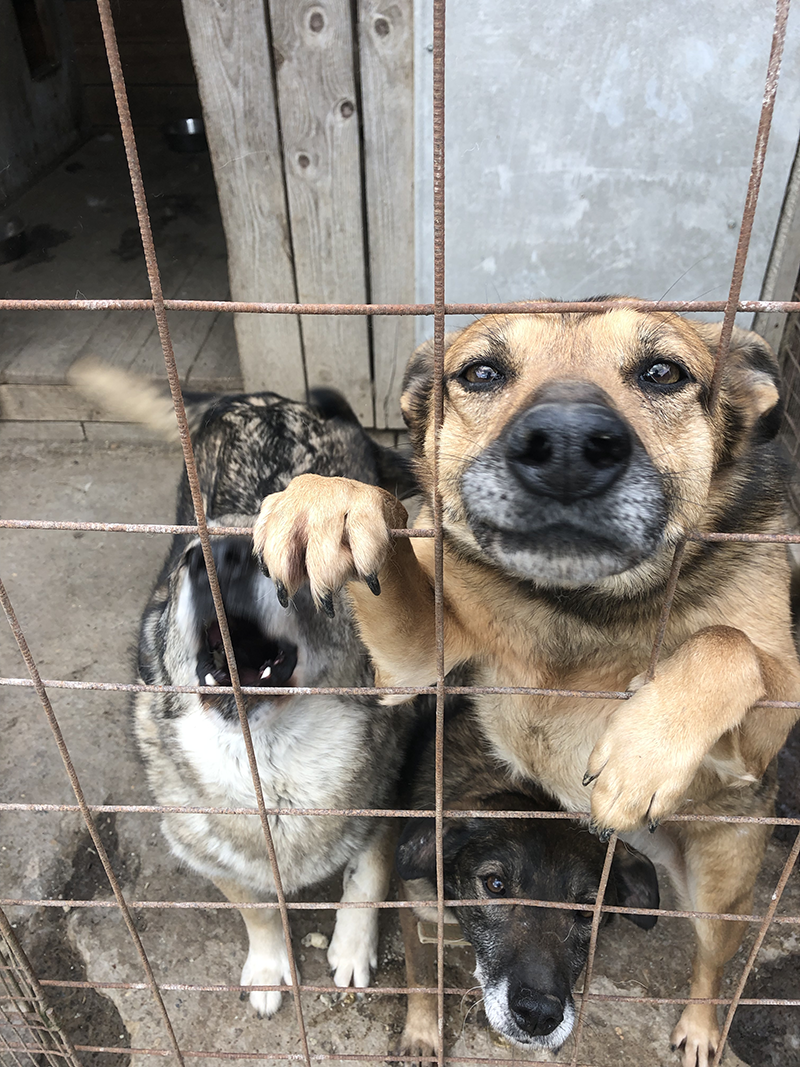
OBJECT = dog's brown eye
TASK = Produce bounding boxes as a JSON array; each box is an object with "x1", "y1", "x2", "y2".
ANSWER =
[
  {"x1": 639, "y1": 361, "x2": 688, "y2": 387},
  {"x1": 483, "y1": 873, "x2": 506, "y2": 896},
  {"x1": 459, "y1": 362, "x2": 505, "y2": 387}
]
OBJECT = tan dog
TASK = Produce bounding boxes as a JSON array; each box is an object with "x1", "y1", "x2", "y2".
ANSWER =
[{"x1": 253, "y1": 303, "x2": 800, "y2": 1067}]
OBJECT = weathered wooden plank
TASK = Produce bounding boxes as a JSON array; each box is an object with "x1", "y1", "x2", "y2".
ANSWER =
[
  {"x1": 185, "y1": 310, "x2": 242, "y2": 392},
  {"x1": 357, "y1": 0, "x2": 414, "y2": 428},
  {"x1": 180, "y1": 0, "x2": 305, "y2": 396},
  {"x1": 270, "y1": 0, "x2": 372, "y2": 424}
]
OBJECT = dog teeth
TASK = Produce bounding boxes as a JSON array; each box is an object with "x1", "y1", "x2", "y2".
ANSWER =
[
  {"x1": 204, "y1": 673, "x2": 218, "y2": 686},
  {"x1": 260, "y1": 666, "x2": 272, "y2": 680}
]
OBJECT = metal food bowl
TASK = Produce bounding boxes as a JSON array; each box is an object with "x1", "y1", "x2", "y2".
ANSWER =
[
  {"x1": 163, "y1": 117, "x2": 208, "y2": 153},
  {"x1": 0, "y1": 215, "x2": 27, "y2": 264}
]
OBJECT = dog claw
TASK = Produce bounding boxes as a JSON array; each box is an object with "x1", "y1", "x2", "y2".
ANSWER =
[
  {"x1": 319, "y1": 592, "x2": 336, "y2": 619},
  {"x1": 364, "y1": 572, "x2": 381, "y2": 597},
  {"x1": 275, "y1": 580, "x2": 290, "y2": 609},
  {"x1": 648, "y1": 819, "x2": 660, "y2": 834},
  {"x1": 598, "y1": 827, "x2": 616, "y2": 843},
  {"x1": 582, "y1": 771, "x2": 598, "y2": 787},
  {"x1": 256, "y1": 557, "x2": 269, "y2": 579}
]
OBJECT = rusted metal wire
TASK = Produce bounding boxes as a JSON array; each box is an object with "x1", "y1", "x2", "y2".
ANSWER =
[
  {"x1": 711, "y1": 827, "x2": 800, "y2": 1066},
  {"x1": 3, "y1": 297, "x2": 800, "y2": 314},
  {"x1": 431, "y1": 3, "x2": 447, "y2": 1066},
  {"x1": 26, "y1": 979, "x2": 800, "y2": 1009},
  {"x1": 709, "y1": 0, "x2": 790, "y2": 410},
  {"x1": 93, "y1": 0, "x2": 312, "y2": 1060},
  {"x1": 0, "y1": 520, "x2": 432, "y2": 537},
  {"x1": 10, "y1": 518, "x2": 800, "y2": 544},
  {"x1": 1, "y1": 1049, "x2": 606, "y2": 1067},
  {"x1": 0, "y1": 574, "x2": 184, "y2": 1066},
  {"x1": 7, "y1": 895, "x2": 800, "y2": 926},
  {"x1": 5, "y1": 676, "x2": 800, "y2": 709},
  {"x1": 2, "y1": 801, "x2": 799, "y2": 825},
  {"x1": 2, "y1": 0, "x2": 799, "y2": 1062},
  {"x1": 0, "y1": 906, "x2": 82, "y2": 1067},
  {"x1": 644, "y1": 538, "x2": 687, "y2": 682},
  {"x1": 568, "y1": 834, "x2": 618, "y2": 1067}
]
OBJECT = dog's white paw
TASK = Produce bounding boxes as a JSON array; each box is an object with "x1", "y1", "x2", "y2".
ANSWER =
[
  {"x1": 240, "y1": 941, "x2": 297, "y2": 1017},
  {"x1": 327, "y1": 908, "x2": 378, "y2": 989}
]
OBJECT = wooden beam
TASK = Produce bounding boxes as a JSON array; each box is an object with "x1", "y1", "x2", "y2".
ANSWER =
[
  {"x1": 358, "y1": 0, "x2": 414, "y2": 428},
  {"x1": 180, "y1": 0, "x2": 305, "y2": 396},
  {"x1": 270, "y1": 0, "x2": 373, "y2": 424}
]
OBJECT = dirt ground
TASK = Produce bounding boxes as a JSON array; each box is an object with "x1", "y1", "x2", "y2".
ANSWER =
[{"x1": 1, "y1": 434, "x2": 799, "y2": 1067}]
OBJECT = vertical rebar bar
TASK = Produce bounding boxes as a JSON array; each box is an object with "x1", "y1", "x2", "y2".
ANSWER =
[{"x1": 92, "y1": 2, "x2": 312, "y2": 1061}]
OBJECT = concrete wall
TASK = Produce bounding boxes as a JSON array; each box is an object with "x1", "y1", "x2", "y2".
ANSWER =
[
  {"x1": 414, "y1": 0, "x2": 800, "y2": 336},
  {"x1": 0, "y1": 0, "x2": 83, "y2": 206}
]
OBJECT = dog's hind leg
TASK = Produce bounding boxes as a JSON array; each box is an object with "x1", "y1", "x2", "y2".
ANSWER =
[
  {"x1": 668, "y1": 818, "x2": 771, "y2": 1067},
  {"x1": 214, "y1": 878, "x2": 296, "y2": 1018},
  {"x1": 327, "y1": 821, "x2": 395, "y2": 990}
]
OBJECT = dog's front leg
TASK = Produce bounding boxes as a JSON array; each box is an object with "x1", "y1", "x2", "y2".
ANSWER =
[
  {"x1": 213, "y1": 878, "x2": 295, "y2": 1017},
  {"x1": 584, "y1": 625, "x2": 776, "y2": 834},
  {"x1": 395, "y1": 885, "x2": 439, "y2": 1063},
  {"x1": 254, "y1": 475, "x2": 466, "y2": 693},
  {"x1": 327, "y1": 821, "x2": 396, "y2": 990}
]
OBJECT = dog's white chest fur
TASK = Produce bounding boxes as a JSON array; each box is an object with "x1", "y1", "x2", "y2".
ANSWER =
[{"x1": 158, "y1": 696, "x2": 374, "y2": 895}]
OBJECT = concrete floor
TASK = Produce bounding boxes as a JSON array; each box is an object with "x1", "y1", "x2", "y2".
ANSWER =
[{"x1": 1, "y1": 434, "x2": 799, "y2": 1067}]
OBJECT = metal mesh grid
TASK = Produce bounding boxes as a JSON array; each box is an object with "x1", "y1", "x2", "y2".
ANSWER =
[{"x1": 1, "y1": 0, "x2": 800, "y2": 1065}]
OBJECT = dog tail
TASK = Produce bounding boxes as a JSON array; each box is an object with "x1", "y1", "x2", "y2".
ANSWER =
[{"x1": 69, "y1": 358, "x2": 209, "y2": 443}]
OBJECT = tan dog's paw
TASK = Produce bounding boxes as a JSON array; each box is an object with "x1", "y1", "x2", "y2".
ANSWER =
[
  {"x1": 584, "y1": 680, "x2": 706, "y2": 834},
  {"x1": 253, "y1": 474, "x2": 408, "y2": 615},
  {"x1": 390, "y1": 1023, "x2": 438, "y2": 1067},
  {"x1": 670, "y1": 1004, "x2": 720, "y2": 1067}
]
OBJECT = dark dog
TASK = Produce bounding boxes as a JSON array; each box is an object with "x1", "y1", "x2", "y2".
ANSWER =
[
  {"x1": 72, "y1": 363, "x2": 416, "y2": 1016},
  {"x1": 253, "y1": 303, "x2": 800, "y2": 1065},
  {"x1": 394, "y1": 703, "x2": 659, "y2": 1056}
]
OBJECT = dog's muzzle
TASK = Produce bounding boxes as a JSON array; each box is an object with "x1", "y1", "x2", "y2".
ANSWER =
[
  {"x1": 506, "y1": 401, "x2": 631, "y2": 504},
  {"x1": 459, "y1": 383, "x2": 667, "y2": 584},
  {"x1": 507, "y1": 982, "x2": 565, "y2": 1039}
]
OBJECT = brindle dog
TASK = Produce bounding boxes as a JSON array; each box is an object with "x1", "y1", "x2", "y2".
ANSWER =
[{"x1": 253, "y1": 302, "x2": 800, "y2": 1067}]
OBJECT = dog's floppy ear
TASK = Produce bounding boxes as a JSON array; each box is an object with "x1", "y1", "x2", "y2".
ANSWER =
[
  {"x1": 610, "y1": 841, "x2": 659, "y2": 930},
  {"x1": 400, "y1": 331, "x2": 464, "y2": 447},
  {"x1": 396, "y1": 817, "x2": 471, "y2": 882},
  {"x1": 308, "y1": 386, "x2": 418, "y2": 498},
  {"x1": 694, "y1": 323, "x2": 782, "y2": 444},
  {"x1": 370, "y1": 445, "x2": 418, "y2": 500}
]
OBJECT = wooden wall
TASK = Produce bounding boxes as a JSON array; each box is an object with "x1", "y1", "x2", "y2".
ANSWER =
[{"x1": 181, "y1": 0, "x2": 414, "y2": 428}]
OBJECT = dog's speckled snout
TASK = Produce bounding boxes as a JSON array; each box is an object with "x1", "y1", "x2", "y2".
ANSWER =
[{"x1": 506, "y1": 400, "x2": 632, "y2": 504}]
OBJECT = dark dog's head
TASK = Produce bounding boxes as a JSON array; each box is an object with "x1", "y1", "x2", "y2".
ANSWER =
[
  {"x1": 402, "y1": 303, "x2": 782, "y2": 590},
  {"x1": 396, "y1": 804, "x2": 659, "y2": 1050}
]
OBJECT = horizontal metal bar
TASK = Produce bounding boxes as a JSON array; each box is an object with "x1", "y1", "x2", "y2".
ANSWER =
[
  {"x1": 0, "y1": 520, "x2": 431, "y2": 538},
  {"x1": 27, "y1": 980, "x2": 800, "y2": 1008},
  {"x1": 1, "y1": 676, "x2": 797, "y2": 708},
  {"x1": 1, "y1": 298, "x2": 800, "y2": 315},
  {"x1": 3, "y1": 520, "x2": 800, "y2": 545},
  {"x1": 1, "y1": 801, "x2": 797, "y2": 826},
  {"x1": 3, "y1": 896, "x2": 798, "y2": 924}
]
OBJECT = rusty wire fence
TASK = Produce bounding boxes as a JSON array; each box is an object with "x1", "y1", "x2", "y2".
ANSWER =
[{"x1": 2, "y1": 0, "x2": 800, "y2": 1065}]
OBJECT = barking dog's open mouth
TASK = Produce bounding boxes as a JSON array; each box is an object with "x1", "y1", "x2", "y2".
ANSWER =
[{"x1": 198, "y1": 616, "x2": 298, "y2": 689}]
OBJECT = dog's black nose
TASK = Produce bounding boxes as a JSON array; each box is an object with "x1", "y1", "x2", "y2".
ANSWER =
[
  {"x1": 506, "y1": 402, "x2": 631, "y2": 503},
  {"x1": 508, "y1": 985, "x2": 564, "y2": 1037}
]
